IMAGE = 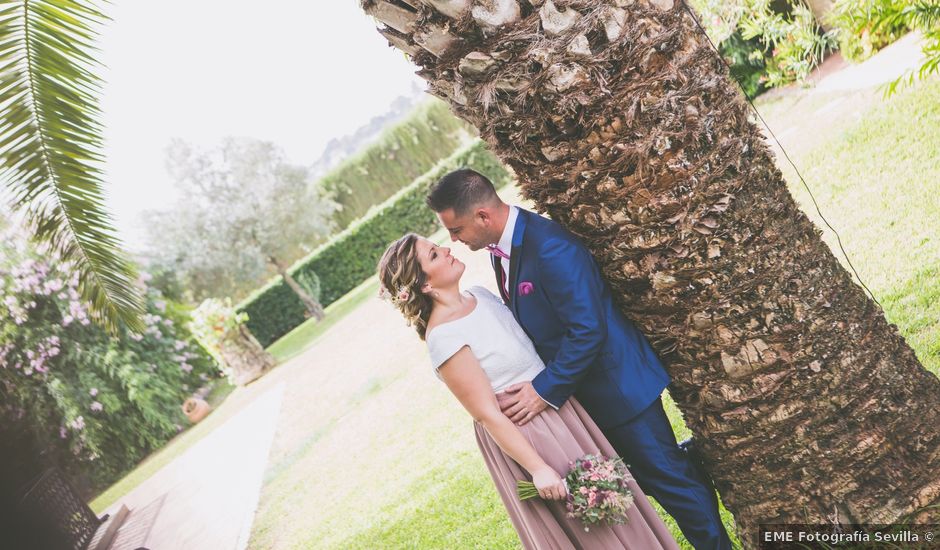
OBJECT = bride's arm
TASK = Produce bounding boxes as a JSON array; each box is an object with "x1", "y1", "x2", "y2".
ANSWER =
[{"x1": 438, "y1": 346, "x2": 567, "y2": 500}]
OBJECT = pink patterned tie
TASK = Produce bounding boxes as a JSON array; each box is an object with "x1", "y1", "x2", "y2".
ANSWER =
[
  {"x1": 486, "y1": 244, "x2": 510, "y2": 260},
  {"x1": 486, "y1": 244, "x2": 510, "y2": 299}
]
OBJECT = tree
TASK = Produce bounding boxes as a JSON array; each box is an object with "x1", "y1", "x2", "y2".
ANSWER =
[
  {"x1": 360, "y1": 0, "x2": 940, "y2": 542},
  {"x1": 0, "y1": 0, "x2": 143, "y2": 331},
  {"x1": 143, "y1": 138, "x2": 336, "y2": 317}
]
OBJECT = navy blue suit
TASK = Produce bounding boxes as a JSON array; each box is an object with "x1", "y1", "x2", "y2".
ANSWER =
[{"x1": 496, "y1": 208, "x2": 732, "y2": 550}]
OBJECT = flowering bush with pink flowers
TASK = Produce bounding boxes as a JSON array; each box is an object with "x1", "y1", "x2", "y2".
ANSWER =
[{"x1": 0, "y1": 224, "x2": 221, "y2": 494}]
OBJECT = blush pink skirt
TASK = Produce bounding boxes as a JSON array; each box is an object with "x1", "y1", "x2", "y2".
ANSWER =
[{"x1": 475, "y1": 396, "x2": 681, "y2": 550}]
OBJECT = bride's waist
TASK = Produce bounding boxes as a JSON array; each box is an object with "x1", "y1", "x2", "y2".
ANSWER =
[
  {"x1": 492, "y1": 373, "x2": 542, "y2": 394},
  {"x1": 488, "y1": 362, "x2": 545, "y2": 392}
]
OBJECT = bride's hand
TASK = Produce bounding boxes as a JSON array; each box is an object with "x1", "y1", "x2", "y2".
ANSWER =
[{"x1": 532, "y1": 466, "x2": 567, "y2": 501}]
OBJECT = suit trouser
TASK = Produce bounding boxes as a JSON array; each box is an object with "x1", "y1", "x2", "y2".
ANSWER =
[{"x1": 603, "y1": 397, "x2": 734, "y2": 550}]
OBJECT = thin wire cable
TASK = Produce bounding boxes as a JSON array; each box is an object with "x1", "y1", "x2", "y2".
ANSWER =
[{"x1": 677, "y1": 0, "x2": 882, "y2": 307}]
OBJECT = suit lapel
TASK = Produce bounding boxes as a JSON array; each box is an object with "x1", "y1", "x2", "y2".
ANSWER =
[{"x1": 508, "y1": 209, "x2": 528, "y2": 318}]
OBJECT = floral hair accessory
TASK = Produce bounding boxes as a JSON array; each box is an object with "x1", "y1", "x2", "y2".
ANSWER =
[{"x1": 379, "y1": 283, "x2": 414, "y2": 306}]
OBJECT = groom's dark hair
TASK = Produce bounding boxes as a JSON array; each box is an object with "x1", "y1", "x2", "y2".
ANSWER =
[{"x1": 426, "y1": 168, "x2": 500, "y2": 216}]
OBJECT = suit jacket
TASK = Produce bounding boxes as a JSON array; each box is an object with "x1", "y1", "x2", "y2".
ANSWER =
[{"x1": 496, "y1": 208, "x2": 670, "y2": 428}]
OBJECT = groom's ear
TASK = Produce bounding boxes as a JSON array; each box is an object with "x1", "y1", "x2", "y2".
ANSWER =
[{"x1": 474, "y1": 207, "x2": 492, "y2": 226}]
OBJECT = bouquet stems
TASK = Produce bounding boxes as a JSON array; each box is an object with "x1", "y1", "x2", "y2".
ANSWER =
[{"x1": 516, "y1": 480, "x2": 540, "y2": 500}]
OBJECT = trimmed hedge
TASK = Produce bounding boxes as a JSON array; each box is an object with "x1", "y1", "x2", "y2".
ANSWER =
[
  {"x1": 238, "y1": 140, "x2": 513, "y2": 347},
  {"x1": 322, "y1": 99, "x2": 474, "y2": 230}
]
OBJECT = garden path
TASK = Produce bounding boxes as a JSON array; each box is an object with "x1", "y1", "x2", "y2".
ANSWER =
[
  {"x1": 100, "y1": 383, "x2": 284, "y2": 550},
  {"x1": 757, "y1": 32, "x2": 926, "y2": 159}
]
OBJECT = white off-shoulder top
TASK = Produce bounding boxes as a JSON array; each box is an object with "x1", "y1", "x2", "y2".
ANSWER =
[{"x1": 427, "y1": 286, "x2": 545, "y2": 392}]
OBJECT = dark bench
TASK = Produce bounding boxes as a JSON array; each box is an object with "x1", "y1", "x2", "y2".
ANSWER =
[{"x1": 16, "y1": 468, "x2": 128, "y2": 550}]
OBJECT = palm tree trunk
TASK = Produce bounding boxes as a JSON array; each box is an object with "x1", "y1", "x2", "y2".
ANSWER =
[
  {"x1": 361, "y1": 0, "x2": 940, "y2": 543},
  {"x1": 268, "y1": 255, "x2": 325, "y2": 321}
]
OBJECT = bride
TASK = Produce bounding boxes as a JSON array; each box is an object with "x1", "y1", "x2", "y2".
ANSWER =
[{"x1": 378, "y1": 233, "x2": 679, "y2": 549}]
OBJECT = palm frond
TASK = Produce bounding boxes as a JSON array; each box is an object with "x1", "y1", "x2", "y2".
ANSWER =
[
  {"x1": 870, "y1": 0, "x2": 939, "y2": 32},
  {"x1": 874, "y1": 1, "x2": 940, "y2": 96},
  {"x1": 0, "y1": 0, "x2": 143, "y2": 332},
  {"x1": 903, "y1": 1, "x2": 940, "y2": 29}
]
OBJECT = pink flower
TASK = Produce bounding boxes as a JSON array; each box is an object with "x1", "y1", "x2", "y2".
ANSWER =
[
  {"x1": 90, "y1": 401, "x2": 103, "y2": 412},
  {"x1": 518, "y1": 281, "x2": 535, "y2": 296},
  {"x1": 89, "y1": 388, "x2": 98, "y2": 397},
  {"x1": 397, "y1": 288, "x2": 410, "y2": 301},
  {"x1": 70, "y1": 416, "x2": 85, "y2": 431}
]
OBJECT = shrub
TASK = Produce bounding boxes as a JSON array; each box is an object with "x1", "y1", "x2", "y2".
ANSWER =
[
  {"x1": 874, "y1": 1, "x2": 940, "y2": 94},
  {"x1": 321, "y1": 99, "x2": 475, "y2": 229},
  {"x1": 238, "y1": 140, "x2": 512, "y2": 347},
  {"x1": 0, "y1": 227, "x2": 221, "y2": 495},
  {"x1": 827, "y1": 0, "x2": 911, "y2": 63},
  {"x1": 719, "y1": 30, "x2": 769, "y2": 98},
  {"x1": 691, "y1": 0, "x2": 834, "y2": 90},
  {"x1": 190, "y1": 298, "x2": 275, "y2": 385},
  {"x1": 189, "y1": 299, "x2": 250, "y2": 377}
]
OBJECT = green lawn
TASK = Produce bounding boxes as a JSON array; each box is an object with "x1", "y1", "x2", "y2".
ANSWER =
[{"x1": 267, "y1": 277, "x2": 383, "y2": 363}]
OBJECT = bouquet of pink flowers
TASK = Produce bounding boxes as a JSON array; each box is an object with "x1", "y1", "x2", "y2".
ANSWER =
[{"x1": 517, "y1": 454, "x2": 634, "y2": 529}]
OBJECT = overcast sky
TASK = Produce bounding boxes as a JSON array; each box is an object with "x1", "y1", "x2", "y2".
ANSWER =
[{"x1": 98, "y1": 1, "x2": 425, "y2": 251}]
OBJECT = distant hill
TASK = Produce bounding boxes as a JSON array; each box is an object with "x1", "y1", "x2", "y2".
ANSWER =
[
  {"x1": 317, "y1": 98, "x2": 475, "y2": 230},
  {"x1": 310, "y1": 83, "x2": 426, "y2": 179}
]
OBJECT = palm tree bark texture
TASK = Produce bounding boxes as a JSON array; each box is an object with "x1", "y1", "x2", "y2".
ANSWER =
[{"x1": 361, "y1": 0, "x2": 940, "y2": 542}]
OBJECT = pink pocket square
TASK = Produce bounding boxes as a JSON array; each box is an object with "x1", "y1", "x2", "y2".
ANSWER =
[{"x1": 518, "y1": 281, "x2": 534, "y2": 296}]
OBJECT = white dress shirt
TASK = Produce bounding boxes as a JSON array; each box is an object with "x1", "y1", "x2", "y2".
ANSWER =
[{"x1": 494, "y1": 205, "x2": 519, "y2": 296}]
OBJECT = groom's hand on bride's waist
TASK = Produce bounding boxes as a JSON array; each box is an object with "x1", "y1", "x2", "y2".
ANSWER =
[{"x1": 498, "y1": 382, "x2": 548, "y2": 426}]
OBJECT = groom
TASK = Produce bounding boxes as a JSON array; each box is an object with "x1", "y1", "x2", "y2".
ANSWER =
[{"x1": 428, "y1": 168, "x2": 732, "y2": 550}]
